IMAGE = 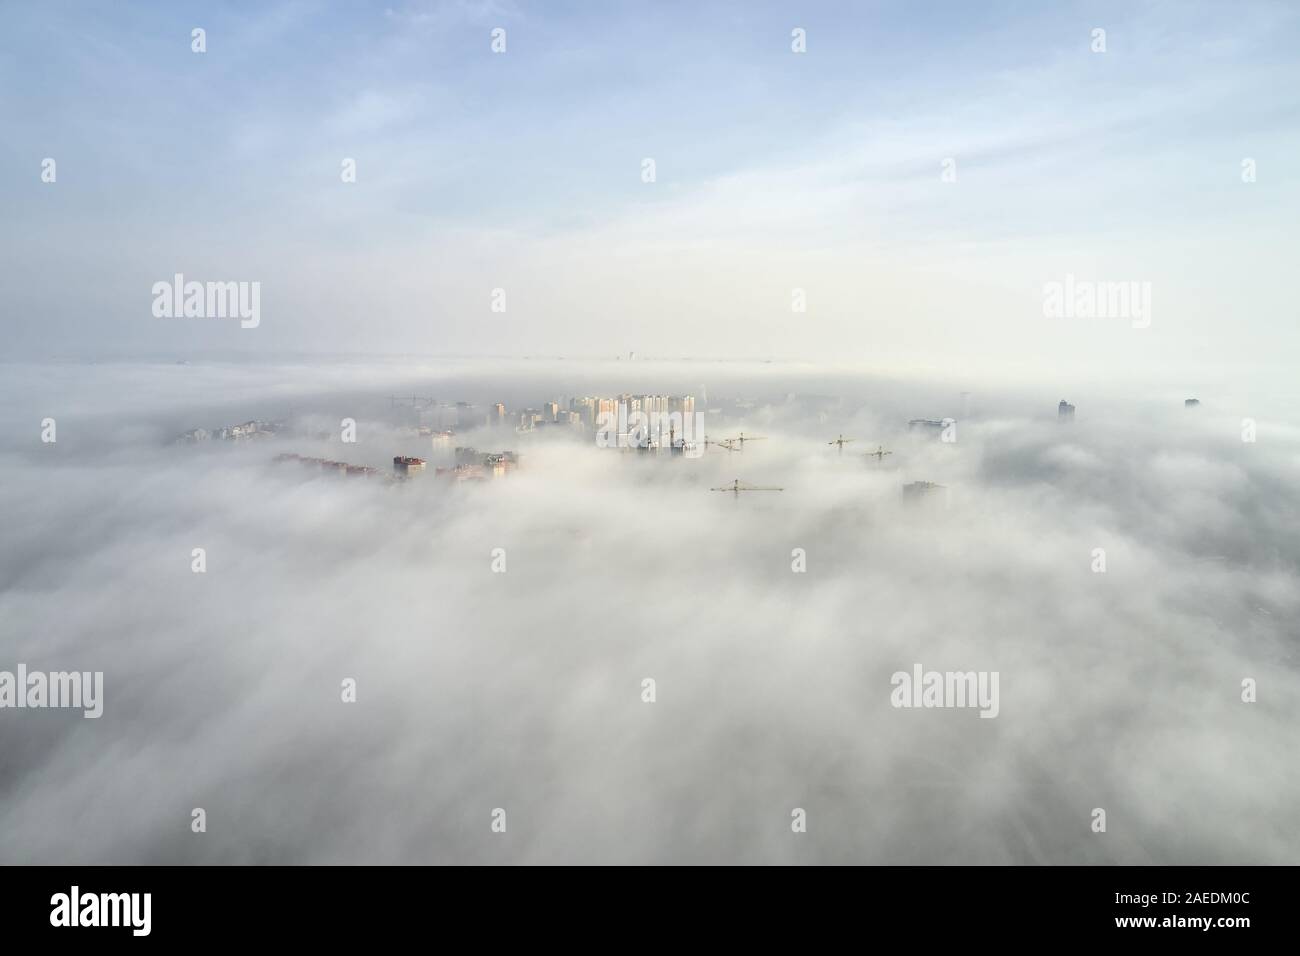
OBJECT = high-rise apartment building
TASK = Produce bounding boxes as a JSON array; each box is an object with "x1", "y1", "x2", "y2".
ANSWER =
[{"x1": 596, "y1": 398, "x2": 620, "y2": 424}]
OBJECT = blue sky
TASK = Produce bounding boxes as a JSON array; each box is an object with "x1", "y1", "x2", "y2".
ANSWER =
[{"x1": 2, "y1": 0, "x2": 1298, "y2": 383}]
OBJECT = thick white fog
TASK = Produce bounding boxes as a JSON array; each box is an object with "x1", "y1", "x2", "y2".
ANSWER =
[{"x1": 1, "y1": 360, "x2": 1296, "y2": 863}]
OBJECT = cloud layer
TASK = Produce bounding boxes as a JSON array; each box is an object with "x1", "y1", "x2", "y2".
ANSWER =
[{"x1": 1, "y1": 359, "x2": 1296, "y2": 863}]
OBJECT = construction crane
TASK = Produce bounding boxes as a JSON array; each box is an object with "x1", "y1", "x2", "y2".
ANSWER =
[
  {"x1": 710, "y1": 478, "x2": 784, "y2": 495},
  {"x1": 828, "y1": 434, "x2": 855, "y2": 454},
  {"x1": 722, "y1": 432, "x2": 767, "y2": 450},
  {"x1": 703, "y1": 435, "x2": 737, "y2": 452},
  {"x1": 865, "y1": 445, "x2": 893, "y2": 462}
]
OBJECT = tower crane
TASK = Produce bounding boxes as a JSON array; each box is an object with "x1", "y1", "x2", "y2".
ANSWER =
[
  {"x1": 828, "y1": 434, "x2": 855, "y2": 454},
  {"x1": 710, "y1": 478, "x2": 784, "y2": 495},
  {"x1": 703, "y1": 435, "x2": 737, "y2": 452},
  {"x1": 722, "y1": 432, "x2": 767, "y2": 450},
  {"x1": 865, "y1": 445, "x2": 893, "y2": 462}
]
